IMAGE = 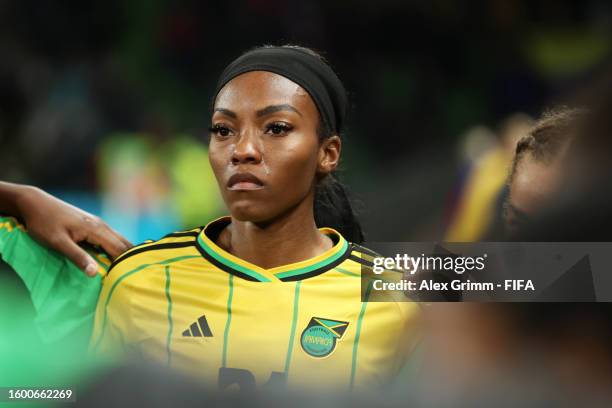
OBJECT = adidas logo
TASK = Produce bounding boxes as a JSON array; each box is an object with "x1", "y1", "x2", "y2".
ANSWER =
[{"x1": 182, "y1": 315, "x2": 213, "y2": 337}]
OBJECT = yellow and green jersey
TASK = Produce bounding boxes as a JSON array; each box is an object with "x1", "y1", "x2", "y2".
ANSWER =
[
  {"x1": 91, "y1": 217, "x2": 420, "y2": 391},
  {"x1": 0, "y1": 215, "x2": 110, "y2": 344}
]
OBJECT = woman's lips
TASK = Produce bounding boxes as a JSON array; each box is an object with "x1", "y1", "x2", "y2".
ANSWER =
[
  {"x1": 227, "y1": 172, "x2": 264, "y2": 191},
  {"x1": 228, "y1": 181, "x2": 264, "y2": 191}
]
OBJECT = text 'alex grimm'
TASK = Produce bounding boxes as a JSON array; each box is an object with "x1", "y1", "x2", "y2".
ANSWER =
[
  {"x1": 372, "y1": 279, "x2": 535, "y2": 292},
  {"x1": 370, "y1": 254, "x2": 535, "y2": 293}
]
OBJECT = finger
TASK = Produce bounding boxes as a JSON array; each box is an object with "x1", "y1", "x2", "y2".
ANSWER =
[
  {"x1": 88, "y1": 226, "x2": 132, "y2": 259},
  {"x1": 111, "y1": 229, "x2": 133, "y2": 250},
  {"x1": 52, "y1": 236, "x2": 99, "y2": 277}
]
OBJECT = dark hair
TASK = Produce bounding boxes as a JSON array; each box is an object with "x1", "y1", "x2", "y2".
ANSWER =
[
  {"x1": 288, "y1": 46, "x2": 365, "y2": 243},
  {"x1": 509, "y1": 107, "x2": 585, "y2": 183},
  {"x1": 252, "y1": 45, "x2": 364, "y2": 243},
  {"x1": 313, "y1": 119, "x2": 365, "y2": 245}
]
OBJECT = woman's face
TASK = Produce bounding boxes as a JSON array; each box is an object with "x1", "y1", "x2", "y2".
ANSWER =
[{"x1": 209, "y1": 71, "x2": 340, "y2": 223}]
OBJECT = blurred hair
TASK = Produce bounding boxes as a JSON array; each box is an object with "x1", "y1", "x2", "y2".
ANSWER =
[
  {"x1": 515, "y1": 72, "x2": 612, "y2": 242},
  {"x1": 509, "y1": 107, "x2": 586, "y2": 183}
]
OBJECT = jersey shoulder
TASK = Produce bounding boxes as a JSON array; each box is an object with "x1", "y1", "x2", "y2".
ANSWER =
[
  {"x1": 106, "y1": 226, "x2": 203, "y2": 278},
  {"x1": 345, "y1": 242, "x2": 401, "y2": 276},
  {"x1": 347, "y1": 242, "x2": 381, "y2": 266},
  {"x1": 0, "y1": 215, "x2": 29, "y2": 250},
  {"x1": 0, "y1": 215, "x2": 111, "y2": 275}
]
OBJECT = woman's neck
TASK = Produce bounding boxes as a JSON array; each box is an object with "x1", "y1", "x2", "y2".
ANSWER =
[{"x1": 217, "y1": 199, "x2": 333, "y2": 270}]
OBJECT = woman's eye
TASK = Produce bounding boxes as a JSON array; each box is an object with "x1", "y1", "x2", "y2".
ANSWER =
[
  {"x1": 266, "y1": 122, "x2": 292, "y2": 135},
  {"x1": 209, "y1": 125, "x2": 232, "y2": 137}
]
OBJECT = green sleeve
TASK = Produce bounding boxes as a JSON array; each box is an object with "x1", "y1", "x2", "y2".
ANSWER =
[{"x1": 0, "y1": 216, "x2": 110, "y2": 344}]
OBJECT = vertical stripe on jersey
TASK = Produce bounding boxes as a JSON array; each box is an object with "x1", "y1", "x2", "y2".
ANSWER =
[
  {"x1": 221, "y1": 274, "x2": 234, "y2": 368},
  {"x1": 165, "y1": 265, "x2": 173, "y2": 366},
  {"x1": 93, "y1": 255, "x2": 200, "y2": 351},
  {"x1": 284, "y1": 281, "x2": 302, "y2": 374},
  {"x1": 350, "y1": 281, "x2": 373, "y2": 389}
]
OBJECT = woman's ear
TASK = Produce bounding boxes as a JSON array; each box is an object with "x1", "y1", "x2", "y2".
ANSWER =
[{"x1": 318, "y1": 135, "x2": 341, "y2": 175}]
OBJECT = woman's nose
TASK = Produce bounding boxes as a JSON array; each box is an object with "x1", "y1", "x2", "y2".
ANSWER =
[{"x1": 231, "y1": 131, "x2": 262, "y2": 165}]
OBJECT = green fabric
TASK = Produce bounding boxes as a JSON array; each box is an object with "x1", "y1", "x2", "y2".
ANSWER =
[
  {"x1": 0, "y1": 216, "x2": 107, "y2": 345},
  {"x1": 0, "y1": 275, "x2": 115, "y2": 402}
]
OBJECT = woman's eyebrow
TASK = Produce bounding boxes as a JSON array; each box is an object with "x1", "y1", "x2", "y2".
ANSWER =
[
  {"x1": 256, "y1": 104, "x2": 302, "y2": 117},
  {"x1": 213, "y1": 108, "x2": 237, "y2": 118}
]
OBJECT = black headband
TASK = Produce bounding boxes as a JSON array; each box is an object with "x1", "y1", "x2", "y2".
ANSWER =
[{"x1": 213, "y1": 47, "x2": 347, "y2": 134}]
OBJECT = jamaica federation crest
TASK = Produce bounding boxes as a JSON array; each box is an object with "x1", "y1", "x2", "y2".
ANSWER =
[{"x1": 300, "y1": 317, "x2": 349, "y2": 358}]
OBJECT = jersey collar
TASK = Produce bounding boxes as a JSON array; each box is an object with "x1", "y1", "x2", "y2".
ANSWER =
[{"x1": 195, "y1": 216, "x2": 351, "y2": 282}]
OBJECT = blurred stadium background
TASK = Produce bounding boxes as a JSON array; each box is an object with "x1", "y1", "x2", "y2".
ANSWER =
[
  {"x1": 1, "y1": 0, "x2": 611, "y2": 242},
  {"x1": 1, "y1": 0, "x2": 612, "y2": 406}
]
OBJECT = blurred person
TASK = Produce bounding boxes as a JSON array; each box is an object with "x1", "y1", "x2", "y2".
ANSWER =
[
  {"x1": 96, "y1": 131, "x2": 224, "y2": 243},
  {"x1": 519, "y1": 71, "x2": 612, "y2": 242},
  {"x1": 444, "y1": 113, "x2": 533, "y2": 241},
  {"x1": 504, "y1": 108, "x2": 585, "y2": 236},
  {"x1": 519, "y1": 72, "x2": 612, "y2": 397},
  {"x1": 419, "y1": 106, "x2": 610, "y2": 405},
  {"x1": 163, "y1": 135, "x2": 225, "y2": 228},
  {"x1": 499, "y1": 95, "x2": 612, "y2": 398}
]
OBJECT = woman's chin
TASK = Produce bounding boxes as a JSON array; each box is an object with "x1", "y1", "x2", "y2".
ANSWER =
[{"x1": 228, "y1": 204, "x2": 271, "y2": 223}]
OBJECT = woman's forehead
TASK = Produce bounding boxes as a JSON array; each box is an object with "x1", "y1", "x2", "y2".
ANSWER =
[{"x1": 214, "y1": 71, "x2": 315, "y2": 113}]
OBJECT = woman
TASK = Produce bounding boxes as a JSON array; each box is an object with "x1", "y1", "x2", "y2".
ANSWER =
[{"x1": 5, "y1": 45, "x2": 420, "y2": 391}]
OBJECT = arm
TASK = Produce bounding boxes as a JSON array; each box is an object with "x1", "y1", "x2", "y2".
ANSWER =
[
  {"x1": 0, "y1": 181, "x2": 24, "y2": 215},
  {"x1": 0, "y1": 181, "x2": 132, "y2": 276}
]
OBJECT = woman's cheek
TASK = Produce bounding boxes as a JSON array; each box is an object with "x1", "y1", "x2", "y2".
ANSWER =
[
  {"x1": 277, "y1": 150, "x2": 319, "y2": 195},
  {"x1": 208, "y1": 145, "x2": 230, "y2": 191}
]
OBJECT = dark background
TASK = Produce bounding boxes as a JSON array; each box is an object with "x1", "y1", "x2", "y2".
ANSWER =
[
  {"x1": 1, "y1": 0, "x2": 611, "y2": 241},
  {"x1": 2, "y1": 1, "x2": 612, "y2": 403}
]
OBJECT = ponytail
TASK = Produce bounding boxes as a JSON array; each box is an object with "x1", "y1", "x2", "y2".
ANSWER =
[{"x1": 314, "y1": 173, "x2": 365, "y2": 244}]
